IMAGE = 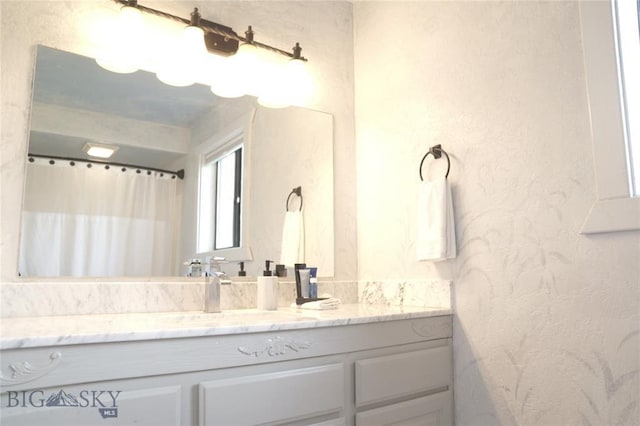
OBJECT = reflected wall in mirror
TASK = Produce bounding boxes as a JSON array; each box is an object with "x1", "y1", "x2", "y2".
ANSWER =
[{"x1": 19, "y1": 46, "x2": 334, "y2": 278}]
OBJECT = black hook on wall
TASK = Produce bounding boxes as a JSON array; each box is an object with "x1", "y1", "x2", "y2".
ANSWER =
[{"x1": 419, "y1": 144, "x2": 450, "y2": 181}]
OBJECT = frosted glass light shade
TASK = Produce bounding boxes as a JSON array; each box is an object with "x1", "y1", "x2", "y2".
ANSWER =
[
  {"x1": 210, "y1": 43, "x2": 260, "y2": 98},
  {"x1": 95, "y1": 6, "x2": 144, "y2": 74},
  {"x1": 258, "y1": 57, "x2": 313, "y2": 108},
  {"x1": 234, "y1": 43, "x2": 260, "y2": 71},
  {"x1": 156, "y1": 25, "x2": 207, "y2": 87},
  {"x1": 232, "y1": 43, "x2": 262, "y2": 96},
  {"x1": 257, "y1": 92, "x2": 289, "y2": 109},
  {"x1": 209, "y1": 54, "x2": 245, "y2": 98},
  {"x1": 285, "y1": 58, "x2": 314, "y2": 106},
  {"x1": 257, "y1": 53, "x2": 289, "y2": 108}
]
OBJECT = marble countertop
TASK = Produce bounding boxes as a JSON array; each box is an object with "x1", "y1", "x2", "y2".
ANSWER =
[{"x1": 0, "y1": 304, "x2": 452, "y2": 350}]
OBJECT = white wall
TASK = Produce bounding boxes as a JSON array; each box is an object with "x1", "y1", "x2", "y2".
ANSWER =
[
  {"x1": 0, "y1": 0, "x2": 357, "y2": 281},
  {"x1": 354, "y1": 1, "x2": 639, "y2": 424}
]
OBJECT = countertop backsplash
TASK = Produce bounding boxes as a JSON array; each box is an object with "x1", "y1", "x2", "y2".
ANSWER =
[
  {"x1": 359, "y1": 279, "x2": 451, "y2": 309},
  {"x1": 0, "y1": 279, "x2": 450, "y2": 318}
]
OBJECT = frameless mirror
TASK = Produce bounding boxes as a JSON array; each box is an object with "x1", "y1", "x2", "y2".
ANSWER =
[{"x1": 19, "y1": 46, "x2": 334, "y2": 278}]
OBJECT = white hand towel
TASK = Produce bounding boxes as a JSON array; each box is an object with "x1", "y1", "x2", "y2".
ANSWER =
[
  {"x1": 280, "y1": 211, "x2": 305, "y2": 267},
  {"x1": 416, "y1": 177, "x2": 456, "y2": 262}
]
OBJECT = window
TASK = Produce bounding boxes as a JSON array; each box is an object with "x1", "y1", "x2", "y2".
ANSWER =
[
  {"x1": 579, "y1": 0, "x2": 640, "y2": 233},
  {"x1": 198, "y1": 144, "x2": 243, "y2": 252},
  {"x1": 193, "y1": 110, "x2": 254, "y2": 264},
  {"x1": 613, "y1": 0, "x2": 640, "y2": 196}
]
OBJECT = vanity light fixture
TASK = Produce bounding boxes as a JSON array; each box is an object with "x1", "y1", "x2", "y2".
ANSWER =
[
  {"x1": 97, "y1": 0, "x2": 313, "y2": 106},
  {"x1": 83, "y1": 142, "x2": 119, "y2": 159}
]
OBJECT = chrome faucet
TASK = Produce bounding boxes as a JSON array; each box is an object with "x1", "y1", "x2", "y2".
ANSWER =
[{"x1": 204, "y1": 257, "x2": 232, "y2": 313}]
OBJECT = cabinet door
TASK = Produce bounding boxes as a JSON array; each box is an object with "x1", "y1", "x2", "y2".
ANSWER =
[
  {"x1": 199, "y1": 363, "x2": 344, "y2": 426},
  {"x1": 2, "y1": 384, "x2": 181, "y2": 426},
  {"x1": 355, "y1": 391, "x2": 452, "y2": 426},
  {"x1": 355, "y1": 344, "x2": 451, "y2": 408}
]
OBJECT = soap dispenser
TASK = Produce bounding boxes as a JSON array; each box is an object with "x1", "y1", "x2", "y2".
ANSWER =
[{"x1": 257, "y1": 260, "x2": 278, "y2": 310}]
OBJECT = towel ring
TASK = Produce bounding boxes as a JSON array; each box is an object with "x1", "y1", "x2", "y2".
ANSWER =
[
  {"x1": 286, "y1": 186, "x2": 303, "y2": 211},
  {"x1": 419, "y1": 144, "x2": 450, "y2": 181}
]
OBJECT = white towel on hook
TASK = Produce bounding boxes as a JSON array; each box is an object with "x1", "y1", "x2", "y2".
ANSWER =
[
  {"x1": 280, "y1": 211, "x2": 305, "y2": 267},
  {"x1": 416, "y1": 177, "x2": 456, "y2": 262}
]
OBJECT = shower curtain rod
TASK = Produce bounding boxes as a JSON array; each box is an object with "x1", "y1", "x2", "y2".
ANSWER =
[{"x1": 28, "y1": 153, "x2": 185, "y2": 180}]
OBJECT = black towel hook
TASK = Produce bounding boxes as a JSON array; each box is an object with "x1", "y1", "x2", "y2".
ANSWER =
[
  {"x1": 286, "y1": 186, "x2": 303, "y2": 211},
  {"x1": 419, "y1": 144, "x2": 450, "y2": 181}
]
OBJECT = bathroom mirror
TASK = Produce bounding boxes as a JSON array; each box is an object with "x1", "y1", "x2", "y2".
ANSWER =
[{"x1": 19, "y1": 46, "x2": 334, "y2": 278}]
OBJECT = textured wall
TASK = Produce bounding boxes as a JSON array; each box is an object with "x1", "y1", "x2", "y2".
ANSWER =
[
  {"x1": 353, "y1": 1, "x2": 639, "y2": 424},
  {"x1": 0, "y1": 1, "x2": 357, "y2": 281}
]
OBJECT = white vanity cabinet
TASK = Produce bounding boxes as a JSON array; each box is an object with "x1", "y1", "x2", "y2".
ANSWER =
[{"x1": 0, "y1": 314, "x2": 452, "y2": 426}]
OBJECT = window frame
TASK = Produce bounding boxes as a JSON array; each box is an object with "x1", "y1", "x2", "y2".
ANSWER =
[
  {"x1": 579, "y1": 0, "x2": 640, "y2": 234},
  {"x1": 194, "y1": 111, "x2": 253, "y2": 262}
]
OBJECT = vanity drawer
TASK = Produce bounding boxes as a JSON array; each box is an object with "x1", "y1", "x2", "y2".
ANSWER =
[
  {"x1": 355, "y1": 339, "x2": 451, "y2": 408},
  {"x1": 199, "y1": 363, "x2": 344, "y2": 425},
  {"x1": 355, "y1": 390, "x2": 452, "y2": 426}
]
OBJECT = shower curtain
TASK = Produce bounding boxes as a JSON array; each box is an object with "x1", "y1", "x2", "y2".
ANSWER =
[{"x1": 19, "y1": 159, "x2": 179, "y2": 277}]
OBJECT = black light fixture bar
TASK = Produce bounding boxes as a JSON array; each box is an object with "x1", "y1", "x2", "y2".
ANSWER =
[{"x1": 112, "y1": 0, "x2": 307, "y2": 61}]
